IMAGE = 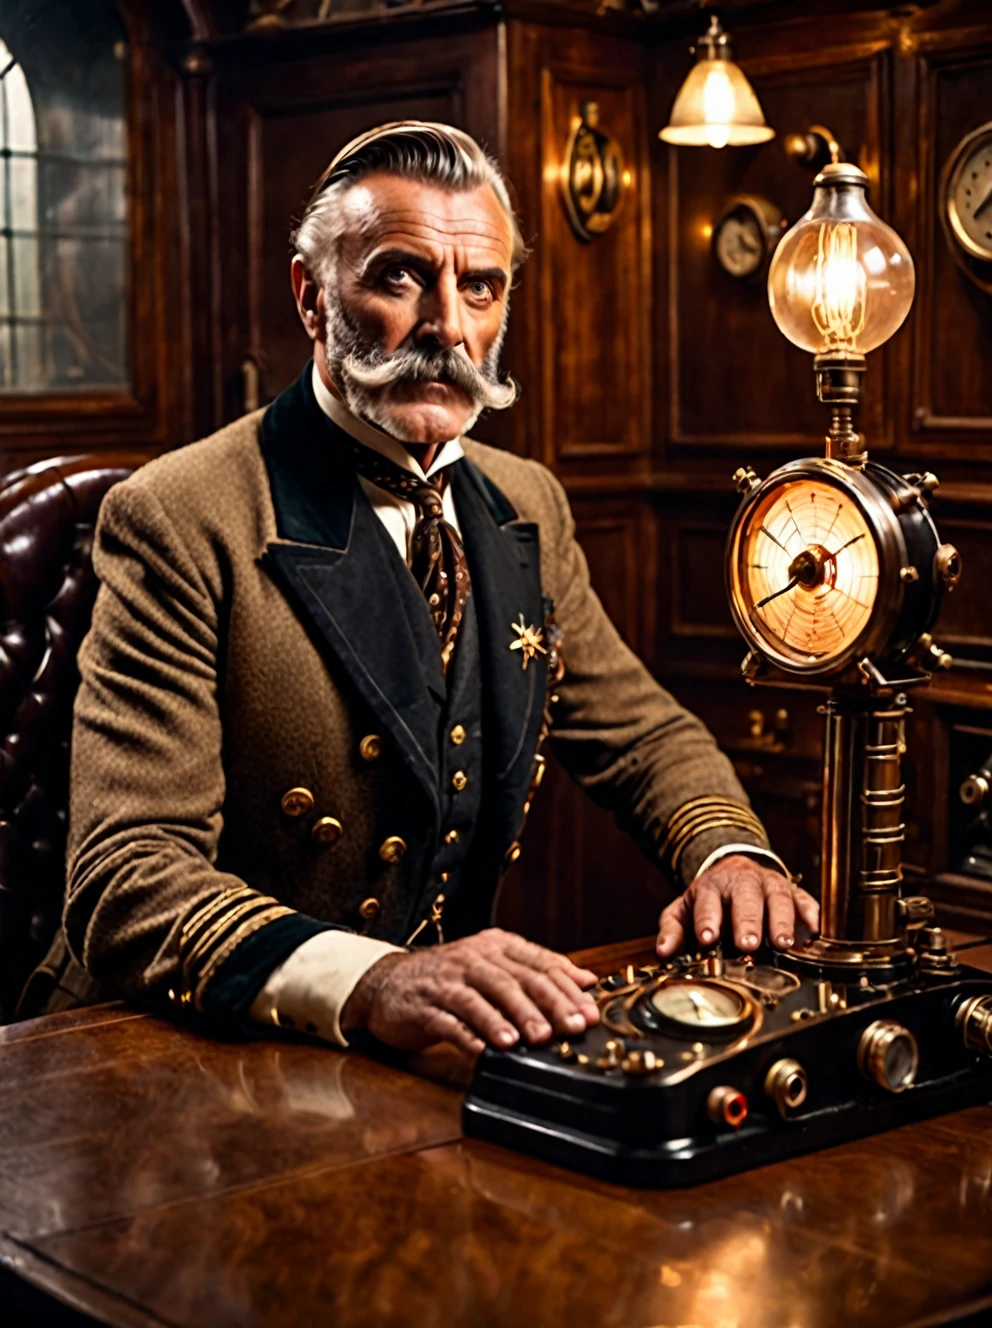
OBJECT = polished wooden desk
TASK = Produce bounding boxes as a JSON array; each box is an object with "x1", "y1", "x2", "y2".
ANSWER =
[{"x1": 2, "y1": 937, "x2": 992, "y2": 1328}]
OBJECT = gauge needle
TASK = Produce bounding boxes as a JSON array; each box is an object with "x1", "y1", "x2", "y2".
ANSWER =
[
  {"x1": 824, "y1": 532, "x2": 865, "y2": 561},
  {"x1": 974, "y1": 182, "x2": 992, "y2": 219},
  {"x1": 688, "y1": 990, "x2": 717, "y2": 1023},
  {"x1": 753, "y1": 576, "x2": 798, "y2": 611}
]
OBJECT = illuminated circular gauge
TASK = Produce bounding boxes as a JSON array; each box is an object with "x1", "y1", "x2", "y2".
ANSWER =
[
  {"x1": 725, "y1": 458, "x2": 942, "y2": 678},
  {"x1": 646, "y1": 979, "x2": 754, "y2": 1038}
]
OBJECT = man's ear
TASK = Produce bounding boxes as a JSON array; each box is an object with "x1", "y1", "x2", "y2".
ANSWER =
[{"x1": 290, "y1": 256, "x2": 325, "y2": 343}]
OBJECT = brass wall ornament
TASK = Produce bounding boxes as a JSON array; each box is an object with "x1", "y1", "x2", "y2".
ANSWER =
[{"x1": 560, "y1": 101, "x2": 625, "y2": 242}]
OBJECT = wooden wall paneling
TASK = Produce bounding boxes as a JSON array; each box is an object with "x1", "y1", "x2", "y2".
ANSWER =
[
  {"x1": 504, "y1": 22, "x2": 651, "y2": 474},
  {"x1": 657, "y1": 36, "x2": 893, "y2": 459},
  {"x1": 570, "y1": 496, "x2": 657, "y2": 657},
  {"x1": 910, "y1": 34, "x2": 992, "y2": 458},
  {"x1": 211, "y1": 21, "x2": 503, "y2": 421}
]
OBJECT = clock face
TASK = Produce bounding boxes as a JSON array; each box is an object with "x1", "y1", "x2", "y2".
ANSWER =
[
  {"x1": 715, "y1": 207, "x2": 765, "y2": 278},
  {"x1": 945, "y1": 123, "x2": 992, "y2": 263},
  {"x1": 731, "y1": 475, "x2": 881, "y2": 671}
]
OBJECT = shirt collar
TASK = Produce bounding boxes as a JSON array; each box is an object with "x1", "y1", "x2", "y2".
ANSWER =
[{"x1": 311, "y1": 362, "x2": 465, "y2": 482}]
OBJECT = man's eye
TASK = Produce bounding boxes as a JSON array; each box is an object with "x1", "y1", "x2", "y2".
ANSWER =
[
  {"x1": 383, "y1": 267, "x2": 412, "y2": 287},
  {"x1": 467, "y1": 280, "x2": 494, "y2": 301}
]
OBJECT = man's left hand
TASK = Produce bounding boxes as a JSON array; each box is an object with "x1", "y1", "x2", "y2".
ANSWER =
[{"x1": 656, "y1": 853, "x2": 819, "y2": 958}]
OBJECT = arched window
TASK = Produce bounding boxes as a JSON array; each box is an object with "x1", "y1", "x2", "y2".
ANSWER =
[{"x1": 0, "y1": 4, "x2": 128, "y2": 395}]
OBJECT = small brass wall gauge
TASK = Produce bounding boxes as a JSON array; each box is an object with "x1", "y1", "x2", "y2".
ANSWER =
[
  {"x1": 941, "y1": 121, "x2": 992, "y2": 291},
  {"x1": 560, "y1": 101, "x2": 625, "y2": 243},
  {"x1": 713, "y1": 195, "x2": 787, "y2": 280}
]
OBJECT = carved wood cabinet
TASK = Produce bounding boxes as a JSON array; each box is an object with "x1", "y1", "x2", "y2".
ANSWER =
[{"x1": 2, "y1": 0, "x2": 992, "y2": 948}]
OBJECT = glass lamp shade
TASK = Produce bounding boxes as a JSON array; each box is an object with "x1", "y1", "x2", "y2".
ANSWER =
[
  {"x1": 767, "y1": 163, "x2": 916, "y2": 356},
  {"x1": 659, "y1": 15, "x2": 774, "y2": 150}
]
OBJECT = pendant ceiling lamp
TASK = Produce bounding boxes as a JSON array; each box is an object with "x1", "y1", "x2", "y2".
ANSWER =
[{"x1": 659, "y1": 13, "x2": 774, "y2": 150}]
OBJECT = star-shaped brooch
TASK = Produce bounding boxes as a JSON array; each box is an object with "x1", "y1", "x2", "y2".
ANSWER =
[{"x1": 509, "y1": 615, "x2": 548, "y2": 671}]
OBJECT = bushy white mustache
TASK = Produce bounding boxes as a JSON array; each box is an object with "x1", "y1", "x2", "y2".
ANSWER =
[{"x1": 340, "y1": 342, "x2": 517, "y2": 412}]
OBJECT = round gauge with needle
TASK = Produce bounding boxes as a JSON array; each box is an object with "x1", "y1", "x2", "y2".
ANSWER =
[
  {"x1": 646, "y1": 979, "x2": 754, "y2": 1038},
  {"x1": 726, "y1": 458, "x2": 944, "y2": 678}
]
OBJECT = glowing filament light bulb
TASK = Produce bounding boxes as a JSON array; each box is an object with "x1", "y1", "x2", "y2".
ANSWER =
[
  {"x1": 768, "y1": 163, "x2": 915, "y2": 358},
  {"x1": 811, "y1": 222, "x2": 867, "y2": 351}
]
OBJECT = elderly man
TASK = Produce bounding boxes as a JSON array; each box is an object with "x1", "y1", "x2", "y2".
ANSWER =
[{"x1": 23, "y1": 122, "x2": 818, "y2": 1054}]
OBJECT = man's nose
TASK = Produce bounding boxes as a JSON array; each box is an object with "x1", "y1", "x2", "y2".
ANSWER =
[{"x1": 416, "y1": 276, "x2": 463, "y2": 351}]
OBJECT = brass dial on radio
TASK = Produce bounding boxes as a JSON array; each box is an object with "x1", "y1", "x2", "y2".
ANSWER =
[{"x1": 647, "y1": 979, "x2": 754, "y2": 1037}]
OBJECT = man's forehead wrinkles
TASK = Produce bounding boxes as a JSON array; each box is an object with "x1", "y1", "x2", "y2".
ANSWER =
[{"x1": 366, "y1": 207, "x2": 506, "y2": 240}]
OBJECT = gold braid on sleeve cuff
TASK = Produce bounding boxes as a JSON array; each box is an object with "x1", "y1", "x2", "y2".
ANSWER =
[
  {"x1": 173, "y1": 886, "x2": 295, "y2": 1013},
  {"x1": 660, "y1": 796, "x2": 770, "y2": 885}
]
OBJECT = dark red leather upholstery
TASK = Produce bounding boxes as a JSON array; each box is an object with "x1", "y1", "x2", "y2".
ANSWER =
[{"x1": 0, "y1": 453, "x2": 146, "y2": 1022}]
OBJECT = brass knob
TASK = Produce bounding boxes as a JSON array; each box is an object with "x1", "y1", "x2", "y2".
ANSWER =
[
  {"x1": 281, "y1": 787, "x2": 314, "y2": 818},
  {"x1": 450, "y1": 724, "x2": 467, "y2": 746},
  {"x1": 359, "y1": 734, "x2": 383, "y2": 762},
  {"x1": 957, "y1": 995, "x2": 992, "y2": 1055},
  {"x1": 311, "y1": 816, "x2": 343, "y2": 846},
  {"x1": 732, "y1": 466, "x2": 759, "y2": 494},
  {"x1": 621, "y1": 1049, "x2": 660, "y2": 1076},
  {"x1": 857, "y1": 1019, "x2": 919, "y2": 1092},
  {"x1": 897, "y1": 895, "x2": 935, "y2": 926},
  {"x1": 936, "y1": 543, "x2": 961, "y2": 588},
  {"x1": 378, "y1": 835, "x2": 407, "y2": 864},
  {"x1": 961, "y1": 773, "x2": 990, "y2": 808},
  {"x1": 358, "y1": 897, "x2": 380, "y2": 920},
  {"x1": 597, "y1": 1038, "x2": 625, "y2": 1070},
  {"x1": 451, "y1": 770, "x2": 468, "y2": 792},
  {"x1": 764, "y1": 1058, "x2": 808, "y2": 1117}
]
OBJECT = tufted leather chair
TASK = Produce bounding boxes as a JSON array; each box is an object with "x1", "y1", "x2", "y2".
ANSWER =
[{"x1": 0, "y1": 453, "x2": 146, "y2": 1022}]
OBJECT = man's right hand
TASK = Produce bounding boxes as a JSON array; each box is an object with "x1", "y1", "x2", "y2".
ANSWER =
[{"x1": 339, "y1": 927, "x2": 600, "y2": 1056}]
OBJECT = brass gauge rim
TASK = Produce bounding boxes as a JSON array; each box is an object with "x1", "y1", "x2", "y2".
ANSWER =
[
  {"x1": 726, "y1": 457, "x2": 907, "y2": 677},
  {"x1": 637, "y1": 976, "x2": 759, "y2": 1039}
]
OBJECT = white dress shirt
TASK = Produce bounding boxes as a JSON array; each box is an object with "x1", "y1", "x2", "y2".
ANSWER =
[{"x1": 250, "y1": 366, "x2": 465, "y2": 1045}]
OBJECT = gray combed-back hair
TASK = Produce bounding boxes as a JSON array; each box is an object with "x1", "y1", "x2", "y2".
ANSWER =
[{"x1": 290, "y1": 120, "x2": 529, "y2": 284}]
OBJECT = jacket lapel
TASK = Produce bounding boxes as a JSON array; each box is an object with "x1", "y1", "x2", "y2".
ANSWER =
[
  {"x1": 452, "y1": 459, "x2": 547, "y2": 850},
  {"x1": 261, "y1": 369, "x2": 443, "y2": 818}
]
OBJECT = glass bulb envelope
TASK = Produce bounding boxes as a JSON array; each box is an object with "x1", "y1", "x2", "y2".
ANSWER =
[{"x1": 767, "y1": 163, "x2": 915, "y2": 357}]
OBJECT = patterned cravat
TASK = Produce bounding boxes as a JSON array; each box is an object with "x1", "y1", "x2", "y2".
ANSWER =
[{"x1": 341, "y1": 437, "x2": 470, "y2": 672}]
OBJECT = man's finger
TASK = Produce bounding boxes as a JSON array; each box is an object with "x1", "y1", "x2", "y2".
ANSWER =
[
  {"x1": 506, "y1": 960, "x2": 598, "y2": 1024},
  {"x1": 689, "y1": 880, "x2": 724, "y2": 947},
  {"x1": 762, "y1": 872, "x2": 797, "y2": 949},
  {"x1": 502, "y1": 934, "x2": 597, "y2": 988},
  {"x1": 439, "y1": 982, "x2": 520, "y2": 1049},
  {"x1": 465, "y1": 959, "x2": 552, "y2": 1043},
  {"x1": 422, "y1": 1007, "x2": 485, "y2": 1056},
  {"x1": 793, "y1": 886, "x2": 821, "y2": 934},
  {"x1": 728, "y1": 869, "x2": 765, "y2": 950},
  {"x1": 657, "y1": 893, "x2": 690, "y2": 957},
  {"x1": 508, "y1": 964, "x2": 594, "y2": 1035}
]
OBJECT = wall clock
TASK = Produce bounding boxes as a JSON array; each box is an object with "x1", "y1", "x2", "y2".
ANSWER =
[
  {"x1": 941, "y1": 121, "x2": 992, "y2": 289},
  {"x1": 713, "y1": 195, "x2": 787, "y2": 280}
]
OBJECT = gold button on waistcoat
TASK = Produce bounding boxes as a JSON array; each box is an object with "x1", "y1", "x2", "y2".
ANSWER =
[
  {"x1": 281, "y1": 787, "x2": 314, "y2": 818},
  {"x1": 451, "y1": 770, "x2": 468, "y2": 792},
  {"x1": 379, "y1": 835, "x2": 407, "y2": 864},
  {"x1": 444, "y1": 829, "x2": 460, "y2": 844},
  {"x1": 359, "y1": 897, "x2": 381, "y2": 920},
  {"x1": 505, "y1": 840, "x2": 522, "y2": 866},
  {"x1": 450, "y1": 724, "x2": 467, "y2": 746},
  {"x1": 359, "y1": 734, "x2": 383, "y2": 763},
  {"x1": 311, "y1": 816, "x2": 343, "y2": 846}
]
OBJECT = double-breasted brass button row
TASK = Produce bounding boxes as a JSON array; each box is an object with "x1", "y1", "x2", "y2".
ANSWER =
[
  {"x1": 281, "y1": 787, "x2": 314, "y2": 818},
  {"x1": 359, "y1": 734, "x2": 383, "y2": 763},
  {"x1": 450, "y1": 724, "x2": 467, "y2": 746},
  {"x1": 312, "y1": 816, "x2": 343, "y2": 846},
  {"x1": 281, "y1": 788, "x2": 343, "y2": 847},
  {"x1": 451, "y1": 770, "x2": 468, "y2": 792},
  {"x1": 379, "y1": 835, "x2": 407, "y2": 864}
]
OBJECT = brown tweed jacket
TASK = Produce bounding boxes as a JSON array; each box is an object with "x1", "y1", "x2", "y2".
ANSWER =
[{"x1": 24, "y1": 369, "x2": 764, "y2": 1017}]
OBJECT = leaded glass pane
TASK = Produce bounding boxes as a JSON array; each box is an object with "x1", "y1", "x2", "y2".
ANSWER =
[{"x1": 0, "y1": 2, "x2": 129, "y2": 393}]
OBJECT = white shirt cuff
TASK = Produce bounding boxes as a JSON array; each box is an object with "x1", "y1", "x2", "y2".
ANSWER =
[
  {"x1": 693, "y1": 842, "x2": 791, "y2": 882},
  {"x1": 249, "y1": 931, "x2": 403, "y2": 1047}
]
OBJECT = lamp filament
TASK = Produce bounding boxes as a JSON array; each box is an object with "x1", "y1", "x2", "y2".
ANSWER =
[{"x1": 811, "y1": 222, "x2": 867, "y2": 353}]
